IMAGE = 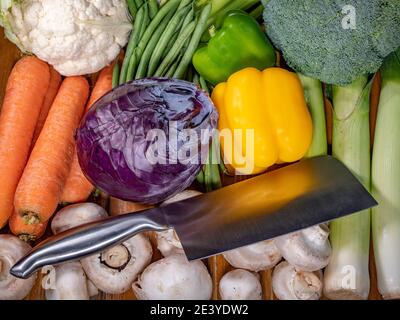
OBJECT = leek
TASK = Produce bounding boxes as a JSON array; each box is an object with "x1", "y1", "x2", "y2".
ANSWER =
[
  {"x1": 298, "y1": 74, "x2": 327, "y2": 157},
  {"x1": 372, "y1": 48, "x2": 400, "y2": 300},
  {"x1": 323, "y1": 76, "x2": 372, "y2": 300}
]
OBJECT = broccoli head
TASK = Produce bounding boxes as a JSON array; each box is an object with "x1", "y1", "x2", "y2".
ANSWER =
[{"x1": 263, "y1": 0, "x2": 400, "y2": 85}]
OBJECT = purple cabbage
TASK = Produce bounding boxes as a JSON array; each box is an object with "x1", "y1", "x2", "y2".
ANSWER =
[{"x1": 76, "y1": 78, "x2": 218, "y2": 204}]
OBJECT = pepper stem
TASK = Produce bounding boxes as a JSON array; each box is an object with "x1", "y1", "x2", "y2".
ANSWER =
[{"x1": 208, "y1": 25, "x2": 217, "y2": 38}]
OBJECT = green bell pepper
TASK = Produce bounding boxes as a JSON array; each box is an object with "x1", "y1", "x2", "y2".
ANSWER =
[{"x1": 192, "y1": 10, "x2": 276, "y2": 85}]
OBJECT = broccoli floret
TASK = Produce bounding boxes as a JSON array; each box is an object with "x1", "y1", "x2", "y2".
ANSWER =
[{"x1": 262, "y1": 0, "x2": 400, "y2": 85}]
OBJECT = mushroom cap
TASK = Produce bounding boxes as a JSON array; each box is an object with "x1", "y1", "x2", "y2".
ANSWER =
[
  {"x1": 51, "y1": 203, "x2": 108, "y2": 234},
  {"x1": 0, "y1": 235, "x2": 36, "y2": 300},
  {"x1": 272, "y1": 261, "x2": 323, "y2": 300},
  {"x1": 275, "y1": 225, "x2": 331, "y2": 272},
  {"x1": 223, "y1": 240, "x2": 282, "y2": 272},
  {"x1": 43, "y1": 262, "x2": 90, "y2": 300},
  {"x1": 133, "y1": 254, "x2": 212, "y2": 300},
  {"x1": 81, "y1": 234, "x2": 153, "y2": 294},
  {"x1": 156, "y1": 190, "x2": 203, "y2": 257},
  {"x1": 219, "y1": 269, "x2": 262, "y2": 300}
]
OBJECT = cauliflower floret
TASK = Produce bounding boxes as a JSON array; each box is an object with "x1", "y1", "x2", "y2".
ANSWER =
[{"x1": 5, "y1": 0, "x2": 131, "y2": 76}]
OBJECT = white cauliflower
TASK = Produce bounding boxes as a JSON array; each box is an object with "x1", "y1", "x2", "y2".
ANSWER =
[{"x1": 0, "y1": 0, "x2": 132, "y2": 76}]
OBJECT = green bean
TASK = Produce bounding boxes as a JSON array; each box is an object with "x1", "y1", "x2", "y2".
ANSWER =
[
  {"x1": 186, "y1": 66, "x2": 194, "y2": 82},
  {"x1": 177, "y1": 0, "x2": 193, "y2": 10},
  {"x1": 147, "y1": 5, "x2": 191, "y2": 76},
  {"x1": 154, "y1": 20, "x2": 196, "y2": 77},
  {"x1": 165, "y1": 57, "x2": 180, "y2": 78},
  {"x1": 148, "y1": 0, "x2": 159, "y2": 19},
  {"x1": 173, "y1": 4, "x2": 212, "y2": 79},
  {"x1": 160, "y1": 9, "x2": 191, "y2": 59},
  {"x1": 196, "y1": 168, "x2": 205, "y2": 186},
  {"x1": 134, "y1": 0, "x2": 143, "y2": 8},
  {"x1": 126, "y1": 4, "x2": 150, "y2": 79},
  {"x1": 126, "y1": 0, "x2": 137, "y2": 19},
  {"x1": 112, "y1": 62, "x2": 120, "y2": 88},
  {"x1": 135, "y1": 0, "x2": 181, "y2": 64},
  {"x1": 135, "y1": 11, "x2": 174, "y2": 79},
  {"x1": 161, "y1": 31, "x2": 178, "y2": 60},
  {"x1": 199, "y1": 76, "x2": 209, "y2": 94},
  {"x1": 193, "y1": 72, "x2": 200, "y2": 85},
  {"x1": 140, "y1": 3, "x2": 150, "y2": 39},
  {"x1": 204, "y1": 147, "x2": 213, "y2": 192},
  {"x1": 249, "y1": 3, "x2": 264, "y2": 20},
  {"x1": 180, "y1": 6, "x2": 195, "y2": 31},
  {"x1": 126, "y1": 51, "x2": 138, "y2": 82},
  {"x1": 210, "y1": 139, "x2": 222, "y2": 189},
  {"x1": 216, "y1": 134, "x2": 229, "y2": 175},
  {"x1": 119, "y1": 5, "x2": 146, "y2": 84},
  {"x1": 160, "y1": 7, "x2": 194, "y2": 60}
]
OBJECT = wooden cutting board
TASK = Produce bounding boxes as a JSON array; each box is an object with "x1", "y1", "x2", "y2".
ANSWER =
[{"x1": 0, "y1": 28, "x2": 382, "y2": 300}]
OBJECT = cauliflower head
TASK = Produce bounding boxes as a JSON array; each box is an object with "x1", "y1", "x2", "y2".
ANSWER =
[{"x1": 0, "y1": 0, "x2": 132, "y2": 76}]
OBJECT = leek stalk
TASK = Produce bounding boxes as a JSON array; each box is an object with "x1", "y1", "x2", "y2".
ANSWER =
[
  {"x1": 323, "y1": 76, "x2": 372, "y2": 300},
  {"x1": 372, "y1": 49, "x2": 400, "y2": 300}
]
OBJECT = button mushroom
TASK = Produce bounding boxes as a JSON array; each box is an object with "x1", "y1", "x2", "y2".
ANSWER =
[
  {"x1": 0, "y1": 235, "x2": 36, "y2": 300},
  {"x1": 42, "y1": 262, "x2": 97, "y2": 300},
  {"x1": 272, "y1": 261, "x2": 323, "y2": 300},
  {"x1": 219, "y1": 269, "x2": 262, "y2": 300},
  {"x1": 81, "y1": 234, "x2": 152, "y2": 294},
  {"x1": 275, "y1": 224, "x2": 332, "y2": 272},
  {"x1": 132, "y1": 254, "x2": 212, "y2": 300},
  {"x1": 51, "y1": 202, "x2": 153, "y2": 295},
  {"x1": 156, "y1": 190, "x2": 202, "y2": 257},
  {"x1": 223, "y1": 240, "x2": 282, "y2": 272},
  {"x1": 51, "y1": 202, "x2": 108, "y2": 234}
]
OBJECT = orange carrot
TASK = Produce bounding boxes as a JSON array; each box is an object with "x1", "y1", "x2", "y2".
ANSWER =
[
  {"x1": 60, "y1": 66, "x2": 113, "y2": 204},
  {"x1": 87, "y1": 65, "x2": 114, "y2": 108},
  {"x1": 32, "y1": 67, "x2": 62, "y2": 146},
  {"x1": 0, "y1": 56, "x2": 50, "y2": 228},
  {"x1": 14, "y1": 76, "x2": 89, "y2": 224},
  {"x1": 9, "y1": 211, "x2": 48, "y2": 242}
]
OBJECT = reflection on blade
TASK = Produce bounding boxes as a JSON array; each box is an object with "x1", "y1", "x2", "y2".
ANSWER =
[{"x1": 161, "y1": 156, "x2": 377, "y2": 260}]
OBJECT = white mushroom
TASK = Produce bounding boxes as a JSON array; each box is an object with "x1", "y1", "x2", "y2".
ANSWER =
[
  {"x1": 223, "y1": 240, "x2": 282, "y2": 272},
  {"x1": 275, "y1": 225, "x2": 331, "y2": 272},
  {"x1": 51, "y1": 202, "x2": 108, "y2": 234},
  {"x1": 0, "y1": 235, "x2": 36, "y2": 300},
  {"x1": 156, "y1": 190, "x2": 202, "y2": 257},
  {"x1": 42, "y1": 262, "x2": 97, "y2": 300},
  {"x1": 81, "y1": 234, "x2": 153, "y2": 294},
  {"x1": 133, "y1": 254, "x2": 212, "y2": 300},
  {"x1": 219, "y1": 269, "x2": 262, "y2": 300},
  {"x1": 272, "y1": 261, "x2": 323, "y2": 300},
  {"x1": 156, "y1": 229, "x2": 184, "y2": 257},
  {"x1": 51, "y1": 202, "x2": 153, "y2": 295}
]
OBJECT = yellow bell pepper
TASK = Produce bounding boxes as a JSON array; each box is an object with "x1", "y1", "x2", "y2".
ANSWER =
[{"x1": 212, "y1": 67, "x2": 313, "y2": 175}]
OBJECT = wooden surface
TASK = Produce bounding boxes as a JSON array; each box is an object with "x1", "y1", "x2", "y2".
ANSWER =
[{"x1": 0, "y1": 28, "x2": 382, "y2": 300}]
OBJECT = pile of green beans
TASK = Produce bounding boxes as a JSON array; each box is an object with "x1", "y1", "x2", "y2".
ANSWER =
[{"x1": 113, "y1": 0, "x2": 212, "y2": 87}]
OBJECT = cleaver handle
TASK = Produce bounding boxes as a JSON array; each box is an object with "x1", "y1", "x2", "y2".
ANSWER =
[{"x1": 10, "y1": 209, "x2": 168, "y2": 279}]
